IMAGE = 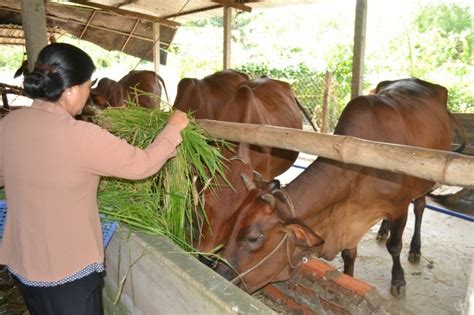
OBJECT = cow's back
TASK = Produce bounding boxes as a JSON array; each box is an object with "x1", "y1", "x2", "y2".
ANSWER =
[
  {"x1": 119, "y1": 70, "x2": 163, "y2": 108},
  {"x1": 333, "y1": 78, "x2": 453, "y2": 200},
  {"x1": 218, "y1": 77, "x2": 303, "y2": 178},
  {"x1": 173, "y1": 69, "x2": 249, "y2": 119},
  {"x1": 336, "y1": 78, "x2": 452, "y2": 150}
]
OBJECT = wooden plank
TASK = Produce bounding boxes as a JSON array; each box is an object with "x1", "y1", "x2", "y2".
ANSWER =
[
  {"x1": 453, "y1": 113, "x2": 474, "y2": 120},
  {"x1": 70, "y1": 0, "x2": 180, "y2": 27},
  {"x1": 162, "y1": 4, "x2": 221, "y2": 20},
  {"x1": 461, "y1": 146, "x2": 474, "y2": 156},
  {"x1": 197, "y1": 119, "x2": 474, "y2": 189},
  {"x1": 350, "y1": 0, "x2": 367, "y2": 98}
]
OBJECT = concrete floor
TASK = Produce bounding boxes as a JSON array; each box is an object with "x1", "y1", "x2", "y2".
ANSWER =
[
  {"x1": 330, "y1": 208, "x2": 473, "y2": 315},
  {"x1": 277, "y1": 153, "x2": 474, "y2": 315}
]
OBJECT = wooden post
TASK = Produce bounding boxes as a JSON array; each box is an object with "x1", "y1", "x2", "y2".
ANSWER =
[
  {"x1": 223, "y1": 6, "x2": 232, "y2": 69},
  {"x1": 320, "y1": 71, "x2": 333, "y2": 133},
  {"x1": 153, "y1": 22, "x2": 161, "y2": 73},
  {"x1": 196, "y1": 120, "x2": 474, "y2": 189},
  {"x1": 20, "y1": 0, "x2": 48, "y2": 71},
  {"x1": 351, "y1": 0, "x2": 367, "y2": 98}
]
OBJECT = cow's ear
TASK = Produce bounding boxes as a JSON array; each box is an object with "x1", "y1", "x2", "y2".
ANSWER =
[
  {"x1": 91, "y1": 78, "x2": 98, "y2": 87},
  {"x1": 283, "y1": 222, "x2": 324, "y2": 248}
]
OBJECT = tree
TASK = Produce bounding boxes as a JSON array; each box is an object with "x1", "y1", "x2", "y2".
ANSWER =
[{"x1": 415, "y1": 3, "x2": 473, "y2": 64}]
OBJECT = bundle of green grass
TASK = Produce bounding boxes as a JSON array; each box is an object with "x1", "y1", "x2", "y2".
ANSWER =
[{"x1": 94, "y1": 104, "x2": 227, "y2": 251}]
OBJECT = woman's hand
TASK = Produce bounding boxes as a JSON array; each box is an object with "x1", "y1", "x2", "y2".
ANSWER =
[{"x1": 168, "y1": 110, "x2": 189, "y2": 130}]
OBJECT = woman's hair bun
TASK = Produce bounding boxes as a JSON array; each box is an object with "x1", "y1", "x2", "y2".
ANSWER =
[
  {"x1": 24, "y1": 65, "x2": 65, "y2": 101},
  {"x1": 22, "y1": 43, "x2": 95, "y2": 102}
]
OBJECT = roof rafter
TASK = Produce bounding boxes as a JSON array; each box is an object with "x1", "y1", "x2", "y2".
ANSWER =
[
  {"x1": 68, "y1": 0, "x2": 180, "y2": 28},
  {"x1": 211, "y1": 0, "x2": 252, "y2": 12}
]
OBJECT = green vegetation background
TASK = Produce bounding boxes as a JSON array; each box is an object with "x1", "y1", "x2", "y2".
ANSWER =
[{"x1": 1, "y1": 1, "x2": 472, "y2": 130}]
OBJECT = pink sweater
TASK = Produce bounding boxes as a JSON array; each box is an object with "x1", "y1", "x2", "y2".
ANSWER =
[{"x1": 0, "y1": 100, "x2": 182, "y2": 282}]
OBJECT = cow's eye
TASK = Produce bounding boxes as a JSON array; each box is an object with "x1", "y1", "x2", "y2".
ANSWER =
[
  {"x1": 246, "y1": 233, "x2": 263, "y2": 244},
  {"x1": 247, "y1": 237, "x2": 258, "y2": 243}
]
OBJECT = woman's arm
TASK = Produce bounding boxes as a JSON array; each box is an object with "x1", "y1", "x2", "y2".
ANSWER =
[{"x1": 81, "y1": 110, "x2": 188, "y2": 180}]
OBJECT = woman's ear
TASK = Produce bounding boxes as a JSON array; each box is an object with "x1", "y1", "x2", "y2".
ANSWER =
[{"x1": 64, "y1": 86, "x2": 73, "y2": 97}]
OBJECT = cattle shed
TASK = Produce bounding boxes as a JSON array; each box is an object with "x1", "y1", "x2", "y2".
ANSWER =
[
  {"x1": 0, "y1": 0, "x2": 367, "y2": 97},
  {"x1": 1, "y1": 1, "x2": 473, "y2": 314}
]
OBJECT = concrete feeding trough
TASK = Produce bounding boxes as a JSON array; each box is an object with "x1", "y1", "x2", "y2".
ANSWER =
[
  {"x1": 103, "y1": 225, "x2": 400, "y2": 314},
  {"x1": 102, "y1": 225, "x2": 275, "y2": 314}
]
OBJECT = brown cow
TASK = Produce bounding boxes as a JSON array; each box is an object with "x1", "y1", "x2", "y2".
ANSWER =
[
  {"x1": 215, "y1": 78, "x2": 465, "y2": 297},
  {"x1": 196, "y1": 77, "x2": 303, "y2": 253},
  {"x1": 90, "y1": 70, "x2": 168, "y2": 108},
  {"x1": 173, "y1": 69, "x2": 249, "y2": 120},
  {"x1": 172, "y1": 71, "x2": 304, "y2": 252}
]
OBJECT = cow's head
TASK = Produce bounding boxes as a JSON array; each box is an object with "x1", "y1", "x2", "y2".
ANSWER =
[
  {"x1": 196, "y1": 155, "x2": 266, "y2": 253},
  {"x1": 215, "y1": 186, "x2": 324, "y2": 293},
  {"x1": 89, "y1": 77, "x2": 123, "y2": 108},
  {"x1": 173, "y1": 78, "x2": 199, "y2": 114}
]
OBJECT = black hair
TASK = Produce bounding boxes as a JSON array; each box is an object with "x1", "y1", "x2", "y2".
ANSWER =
[{"x1": 23, "y1": 43, "x2": 96, "y2": 102}]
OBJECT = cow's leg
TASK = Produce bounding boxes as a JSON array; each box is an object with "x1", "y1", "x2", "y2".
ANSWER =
[
  {"x1": 341, "y1": 248, "x2": 357, "y2": 276},
  {"x1": 408, "y1": 196, "x2": 426, "y2": 264},
  {"x1": 386, "y1": 214, "x2": 408, "y2": 298},
  {"x1": 376, "y1": 219, "x2": 390, "y2": 241}
]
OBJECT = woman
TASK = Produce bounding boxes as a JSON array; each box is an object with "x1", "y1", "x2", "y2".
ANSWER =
[{"x1": 0, "y1": 43, "x2": 188, "y2": 314}]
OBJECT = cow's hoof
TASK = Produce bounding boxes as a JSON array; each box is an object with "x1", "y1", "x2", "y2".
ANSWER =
[
  {"x1": 390, "y1": 283, "x2": 406, "y2": 298},
  {"x1": 408, "y1": 252, "x2": 421, "y2": 264},
  {"x1": 376, "y1": 233, "x2": 388, "y2": 242}
]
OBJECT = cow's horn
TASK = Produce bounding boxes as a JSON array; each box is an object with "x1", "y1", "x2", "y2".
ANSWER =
[
  {"x1": 253, "y1": 171, "x2": 262, "y2": 183},
  {"x1": 241, "y1": 174, "x2": 256, "y2": 191},
  {"x1": 261, "y1": 193, "x2": 276, "y2": 209}
]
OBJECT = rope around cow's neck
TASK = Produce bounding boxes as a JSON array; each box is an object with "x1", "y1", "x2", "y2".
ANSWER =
[
  {"x1": 230, "y1": 187, "x2": 307, "y2": 286},
  {"x1": 230, "y1": 233, "x2": 289, "y2": 285}
]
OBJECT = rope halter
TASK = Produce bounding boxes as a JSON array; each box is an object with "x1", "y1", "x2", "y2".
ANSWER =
[{"x1": 230, "y1": 188, "x2": 308, "y2": 286}]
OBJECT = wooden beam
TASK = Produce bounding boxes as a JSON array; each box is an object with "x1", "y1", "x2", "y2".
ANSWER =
[
  {"x1": 121, "y1": 18, "x2": 140, "y2": 52},
  {"x1": 19, "y1": 0, "x2": 48, "y2": 71},
  {"x1": 223, "y1": 6, "x2": 232, "y2": 69},
  {"x1": 196, "y1": 120, "x2": 474, "y2": 189},
  {"x1": 69, "y1": 0, "x2": 180, "y2": 28},
  {"x1": 162, "y1": 5, "x2": 222, "y2": 20},
  {"x1": 153, "y1": 22, "x2": 160, "y2": 73},
  {"x1": 79, "y1": 10, "x2": 97, "y2": 39},
  {"x1": 212, "y1": 0, "x2": 252, "y2": 12},
  {"x1": 351, "y1": 0, "x2": 367, "y2": 98}
]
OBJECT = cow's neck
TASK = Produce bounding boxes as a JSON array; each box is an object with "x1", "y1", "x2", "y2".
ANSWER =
[
  {"x1": 286, "y1": 158, "x2": 353, "y2": 218},
  {"x1": 285, "y1": 158, "x2": 373, "y2": 260}
]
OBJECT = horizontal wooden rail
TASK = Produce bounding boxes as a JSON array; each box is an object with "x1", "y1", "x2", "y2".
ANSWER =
[{"x1": 196, "y1": 119, "x2": 474, "y2": 189}]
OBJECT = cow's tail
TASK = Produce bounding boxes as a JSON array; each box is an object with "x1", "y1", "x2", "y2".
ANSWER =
[
  {"x1": 157, "y1": 74, "x2": 170, "y2": 104},
  {"x1": 449, "y1": 112, "x2": 467, "y2": 153},
  {"x1": 296, "y1": 97, "x2": 319, "y2": 132}
]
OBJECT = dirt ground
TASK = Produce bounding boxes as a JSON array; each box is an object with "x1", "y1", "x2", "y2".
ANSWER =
[
  {"x1": 329, "y1": 205, "x2": 473, "y2": 315},
  {"x1": 0, "y1": 266, "x2": 27, "y2": 315}
]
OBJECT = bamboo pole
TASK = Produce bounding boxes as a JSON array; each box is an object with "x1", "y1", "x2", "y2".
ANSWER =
[{"x1": 196, "y1": 120, "x2": 474, "y2": 189}]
